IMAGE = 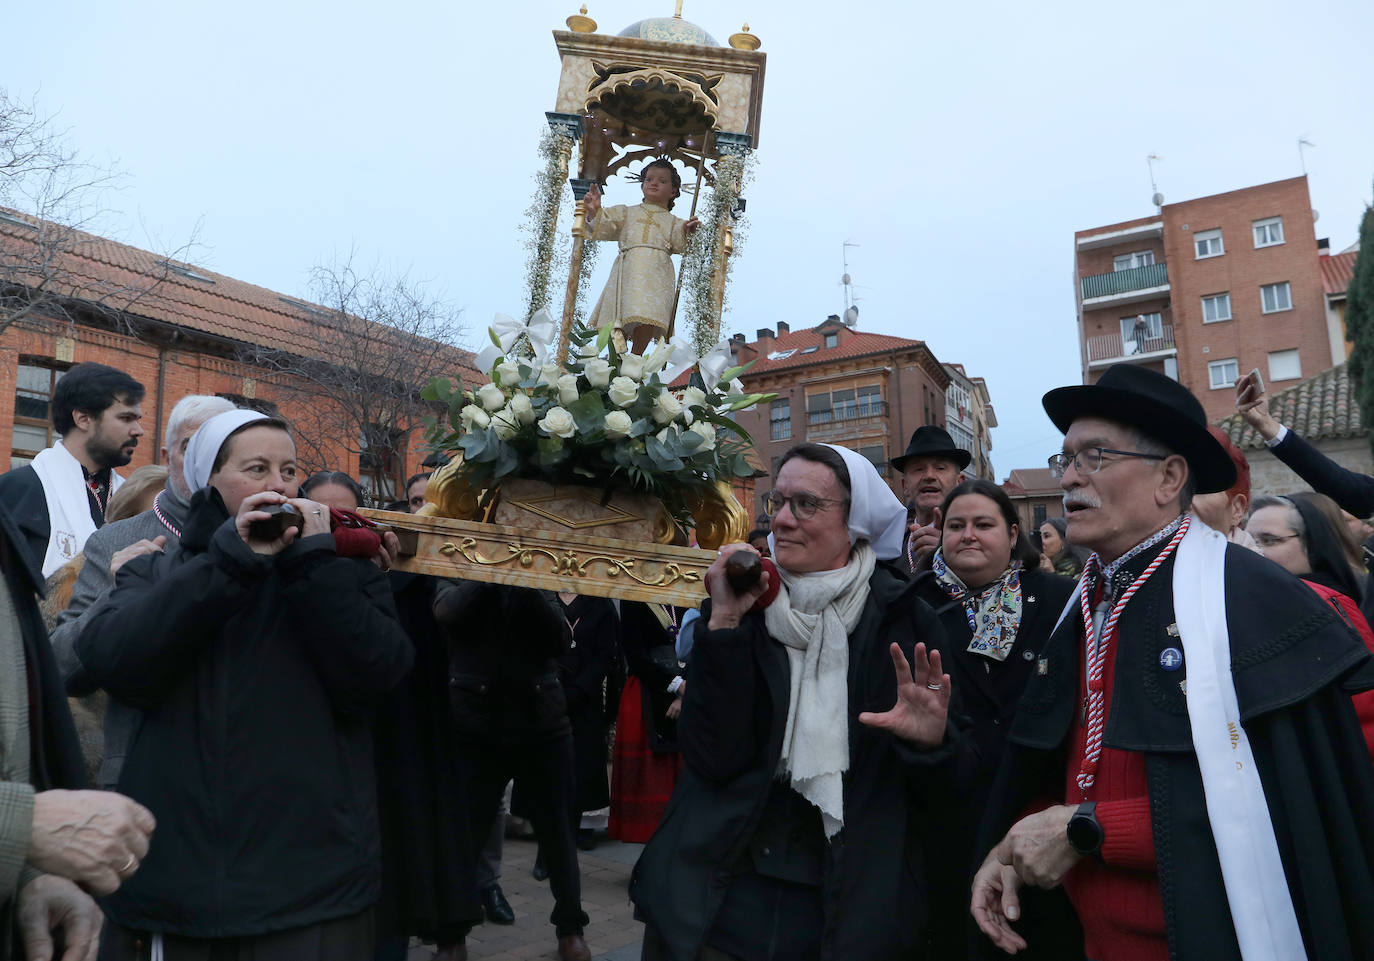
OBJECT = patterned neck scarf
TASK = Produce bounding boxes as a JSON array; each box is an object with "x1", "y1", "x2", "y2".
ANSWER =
[
  {"x1": 932, "y1": 548, "x2": 1024, "y2": 662},
  {"x1": 1083, "y1": 514, "x2": 1187, "y2": 606}
]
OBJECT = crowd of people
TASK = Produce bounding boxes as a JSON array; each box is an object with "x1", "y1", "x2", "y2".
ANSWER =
[{"x1": 1, "y1": 359, "x2": 1373, "y2": 961}]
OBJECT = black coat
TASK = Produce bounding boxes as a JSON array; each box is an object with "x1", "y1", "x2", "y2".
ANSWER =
[
  {"x1": 631, "y1": 563, "x2": 957, "y2": 961},
  {"x1": 914, "y1": 567, "x2": 1081, "y2": 961},
  {"x1": 0, "y1": 465, "x2": 53, "y2": 570},
  {"x1": 557, "y1": 595, "x2": 618, "y2": 812},
  {"x1": 75, "y1": 488, "x2": 414, "y2": 938},
  {"x1": 619, "y1": 601, "x2": 684, "y2": 752},
  {"x1": 979, "y1": 543, "x2": 1374, "y2": 961}
]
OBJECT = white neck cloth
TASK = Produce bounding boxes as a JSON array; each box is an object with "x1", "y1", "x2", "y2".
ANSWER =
[
  {"x1": 30, "y1": 439, "x2": 125, "y2": 577},
  {"x1": 182, "y1": 409, "x2": 267, "y2": 494}
]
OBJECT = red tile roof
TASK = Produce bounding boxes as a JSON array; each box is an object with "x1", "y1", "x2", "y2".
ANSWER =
[
  {"x1": 0, "y1": 208, "x2": 480, "y2": 381},
  {"x1": 1320, "y1": 250, "x2": 1358, "y2": 298},
  {"x1": 741, "y1": 326, "x2": 939, "y2": 377},
  {"x1": 1217, "y1": 363, "x2": 1362, "y2": 450},
  {"x1": 1002, "y1": 467, "x2": 1060, "y2": 495}
]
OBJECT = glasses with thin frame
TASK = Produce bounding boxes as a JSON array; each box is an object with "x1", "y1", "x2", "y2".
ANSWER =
[
  {"x1": 762, "y1": 489, "x2": 849, "y2": 520},
  {"x1": 1048, "y1": 447, "x2": 1166, "y2": 479},
  {"x1": 1253, "y1": 532, "x2": 1300, "y2": 550}
]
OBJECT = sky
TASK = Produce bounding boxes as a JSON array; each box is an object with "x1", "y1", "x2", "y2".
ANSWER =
[{"x1": 8, "y1": 0, "x2": 1374, "y2": 475}]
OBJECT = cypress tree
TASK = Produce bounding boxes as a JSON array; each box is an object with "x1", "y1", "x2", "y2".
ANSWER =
[{"x1": 1344, "y1": 190, "x2": 1374, "y2": 458}]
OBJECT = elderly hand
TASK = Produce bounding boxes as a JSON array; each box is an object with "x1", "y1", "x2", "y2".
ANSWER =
[
  {"x1": 907, "y1": 511, "x2": 943, "y2": 564},
  {"x1": 109, "y1": 536, "x2": 167, "y2": 577},
  {"x1": 1234, "y1": 370, "x2": 1280, "y2": 441},
  {"x1": 704, "y1": 544, "x2": 770, "y2": 631},
  {"x1": 289, "y1": 498, "x2": 332, "y2": 538},
  {"x1": 971, "y1": 845, "x2": 1029, "y2": 954},
  {"x1": 857, "y1": 642, "x2": 950, "y2": 747},
  {"x1": 1002, "y1": 804, "x2": 1080, "y2": 888},
  {"x1": 28, "y1": 790, "x2": 155, "y2": 896},
  {"x1": 17, "y1": 874, "x2": 102, "y2": 961}
]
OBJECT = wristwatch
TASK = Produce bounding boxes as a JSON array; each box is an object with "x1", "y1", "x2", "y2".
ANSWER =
[{"x1": 1066, "y1": 801, "x2": 1103, "y2": 857}]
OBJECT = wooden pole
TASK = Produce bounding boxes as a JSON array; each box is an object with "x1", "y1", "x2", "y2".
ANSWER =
[{"x1": 668, "y1": 128, "x2": 714, "y2": 338}]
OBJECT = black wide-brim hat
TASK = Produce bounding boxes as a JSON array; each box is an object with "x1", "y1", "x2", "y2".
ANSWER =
[
  {"x1": 890, "y1": 425, "x2": 972, "y2": 472},
  {"x1": 1042, "y1": 364, "x2": 1237, "y2": 494}
]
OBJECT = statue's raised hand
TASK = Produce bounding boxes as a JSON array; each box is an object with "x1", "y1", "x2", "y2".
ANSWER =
[{"x1": 584, "y1": 182, "x2": 601, "y2": 221}]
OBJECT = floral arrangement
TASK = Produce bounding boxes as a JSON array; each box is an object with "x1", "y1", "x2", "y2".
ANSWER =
[{"x1": 421, "y1": 310, "x2": 774, "y2": 527}]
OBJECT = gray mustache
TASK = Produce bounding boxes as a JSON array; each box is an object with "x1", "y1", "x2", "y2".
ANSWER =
[{"x1": 1063, "y1": 492, "x2": 1101, "y2": 510}]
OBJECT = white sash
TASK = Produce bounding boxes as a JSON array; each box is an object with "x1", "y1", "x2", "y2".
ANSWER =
[
  {"x1": 29, "y1": 439, "x2": 123, "y2": 577},
  {"x1": 1173, "y1": 520, "x2": 1306, "y2": 960}
]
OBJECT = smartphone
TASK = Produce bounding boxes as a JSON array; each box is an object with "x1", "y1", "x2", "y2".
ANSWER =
[
  {"x1": 248, "y1": 503, "x2": 303, "y2": 542},
  {"x1": 1248, "y1": 368, "x2": 1264, "y2": 395}
]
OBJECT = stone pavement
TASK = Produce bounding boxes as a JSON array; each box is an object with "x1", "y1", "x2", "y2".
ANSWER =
[{"x1": 407, "y1": 835, "x2": 646, "y2": 961}]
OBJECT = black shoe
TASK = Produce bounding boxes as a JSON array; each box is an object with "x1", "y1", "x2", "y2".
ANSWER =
[
  {"x1": 531, "y1": 852, "x2": 549, "y2": 881},
  {"x1": 482, "y1": 884, "x2": 515, "y2": 925},
  {"x1": 576, "y1": 828, "x2": 598, "y2": 851}
]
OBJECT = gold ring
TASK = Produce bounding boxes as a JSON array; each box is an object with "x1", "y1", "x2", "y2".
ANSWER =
[{"x1": 121, "y1": 855, "x2": 136, "y2": 872}]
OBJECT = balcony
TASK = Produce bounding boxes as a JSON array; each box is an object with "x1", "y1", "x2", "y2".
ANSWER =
[
  {"x1": 1086, "y1": 324, "x2": 1177, "y2": 368},
  {"x1": 1080, "y1": 262, "x2": 1170, "y2": 308},
  {"x1": 806, "y1": 404, "x2": 889, "y2": 442}
]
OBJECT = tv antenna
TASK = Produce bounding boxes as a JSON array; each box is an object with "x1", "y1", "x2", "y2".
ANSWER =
[
  {"x1": 1298, "y1": 136, "x2": 1315, "y2": 175},
  {"x1": 1147, "y1": 154, "x2": 1164, "y2": 210},
  {"x1": 841, "y1": 241, "x2": 859, "y2": 319}
]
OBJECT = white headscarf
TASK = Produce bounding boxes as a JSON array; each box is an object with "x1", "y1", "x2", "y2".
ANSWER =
[{"x1": 183, "y1": 409, "x2": 268, "y2": 494}]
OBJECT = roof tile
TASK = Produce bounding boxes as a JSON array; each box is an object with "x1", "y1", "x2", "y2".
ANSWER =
[
  {"x1": 1320, "y1": 251, "x2": 1358, "y2": 298},
  {"x1": 1217, "y1": 363, "x2": 1362, "y2": 450}
]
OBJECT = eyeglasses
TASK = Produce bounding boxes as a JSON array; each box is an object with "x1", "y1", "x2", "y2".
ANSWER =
[
  {"x1": 1253, "y1": 532, "x2": 1300, "y2": 549},
  {"x1": 762, "y1": 489, "x2": 849, "y2": 520},
  {"x1": 1048, "y1": 447, "x2": 1167, "y2": 479}
]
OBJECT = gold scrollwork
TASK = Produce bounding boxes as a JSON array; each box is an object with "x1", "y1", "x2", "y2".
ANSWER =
[{"x1": 439, "y1": 538, "x2": 702, "y2": 589}]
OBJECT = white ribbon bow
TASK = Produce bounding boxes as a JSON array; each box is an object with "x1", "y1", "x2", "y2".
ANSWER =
[
  {"x1": 474, "y1": 308, "x2": 558, "y2": 373},
  {"x1": 696, "y1": 339, "x2": 734, "y2": 391}
]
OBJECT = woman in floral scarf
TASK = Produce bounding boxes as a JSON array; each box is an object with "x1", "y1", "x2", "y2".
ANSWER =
[{"x1": 913, "y1": 478, "x2": 1083, "y2": 961}]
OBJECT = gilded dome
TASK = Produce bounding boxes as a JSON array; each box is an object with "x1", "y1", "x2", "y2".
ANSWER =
[{"x1": 618, "y1": 16, "x2": 718, "y2": 46}]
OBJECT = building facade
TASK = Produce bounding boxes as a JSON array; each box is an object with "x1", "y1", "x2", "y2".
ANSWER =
[
  {"x1": 1074, "y1": 176, "x2": 1340, "y2": 423},
  {"x1": 726, "y1": 315, "x2": 951, "y2": 513},
  {"x1": 1001, "y1": 467, "x2": 1064, "y2": 533},
  {"x1": 943, "y1": 362, "x2": 996, "y2": 480}
]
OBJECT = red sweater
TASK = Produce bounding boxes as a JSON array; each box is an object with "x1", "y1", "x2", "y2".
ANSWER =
[{"x1": 1062, "y1": 626, "x2": 1168, "y2": 961}]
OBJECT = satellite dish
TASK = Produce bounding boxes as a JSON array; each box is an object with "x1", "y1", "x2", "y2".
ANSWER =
[
  {"x1": 1152, "y1": 192, "x2": 1165, "y2": 207},
  {"x1": 843, "y1": 305, "x2": 859, "y2": 327},
  {"x1": 1312, "y1": 209, "x2": 1320, "y2": 223}
]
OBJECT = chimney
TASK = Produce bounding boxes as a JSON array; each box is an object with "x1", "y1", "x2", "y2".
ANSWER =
[
  {"x1": 757, "y1": 327, "x2": 774, "y2": 348},
  {"x1": 729, "y1": 331, "x2": 756, "y2": 364},
  {"x1": 826, "y1": 314, "x2": 841, "y2": 324},
  {"x1": 1318, "y1": 237, "x2": 1331, "y2": 251},
  {"x1": 777, "y1": 321, "x2": 790, "y2": 334}
]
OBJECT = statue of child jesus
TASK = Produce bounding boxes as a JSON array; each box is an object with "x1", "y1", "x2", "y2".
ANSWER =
[{"x1": 583, "y1": 158, "x2": 700, "y2": 353}]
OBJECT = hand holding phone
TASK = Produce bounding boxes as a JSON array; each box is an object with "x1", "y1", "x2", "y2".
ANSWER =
[{"x1": 1235, "y1": 368, "x2": 1265, "y2": 410}]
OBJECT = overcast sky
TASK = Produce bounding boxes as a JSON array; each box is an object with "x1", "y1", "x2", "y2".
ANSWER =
[{"x1": 10, "y1": 0, "x2": 1374, "y2": 474}]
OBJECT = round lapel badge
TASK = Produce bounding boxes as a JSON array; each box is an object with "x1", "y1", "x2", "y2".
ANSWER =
[{"x1": 1159, "y1": 647, "x2": 1183, "y2": 671}]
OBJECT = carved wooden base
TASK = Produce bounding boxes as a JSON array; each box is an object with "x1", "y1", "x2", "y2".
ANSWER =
[{"x1": 359, "y1": 508, "x2": 711, "y2": 607}]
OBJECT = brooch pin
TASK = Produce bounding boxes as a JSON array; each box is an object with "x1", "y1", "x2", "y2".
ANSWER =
[{"x1": 1159, "y1": 647, "x2": 1183, "y2": 671}]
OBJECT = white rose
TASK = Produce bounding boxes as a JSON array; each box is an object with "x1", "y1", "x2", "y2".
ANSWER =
[
  {"x1": 459, "y1": 404, "x2": 490, "y2": 431},
  {"x1": 507, "y1": 392, "x2": 535, "y2": 425},
  {"x1": 651, "y1": 387, "x2": 684, "y2": 425},
  {"x1": 495, "y1": 361, "x2": 521, "y2": 387},
  {"x1": 477, "y1": 382, "x2": 507, "y2": 412},
  {"x1": 583, "y1": 358, "x2": 612, "y2": 388},
  {"x1": 604, "y1": 410, "x2": 633, "y2": 439},
  {"x1": 537, "y1": 363, "x2": 561, "y2": 386},
  {"x1": 682, "y1": 386, "x2": 708, "y2": 410},
  {"x1": 619, "y1": 352, "x2": 647, "y2": 381},
  {"x1": 608, "y1": 376, "x2": 639, "y2": 408},
  {"x1": 557, "y1": 373, "x2": 581, "y2": 405},
  {"x1": 491, "y1": 408, "x2": 520, "y2": 440},
  {"x1": 539, "y1": 406, "x2": 577, "y2": 439},
  {"x1": 688, "y1": 420, "x2": 717, "y2": 452}
]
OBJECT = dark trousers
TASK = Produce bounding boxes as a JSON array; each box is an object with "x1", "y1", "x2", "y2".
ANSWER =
[
  {"x1": 460, "y1": 734, "x2": 588, "y2": 936},
  {"x1": 100, "y1": 909, "x2": 374, "y2": 961}
]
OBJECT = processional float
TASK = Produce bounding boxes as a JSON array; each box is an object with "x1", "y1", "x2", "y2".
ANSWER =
[{"x1": 361, "y1": 6, "x2": 768, "y2": 606}]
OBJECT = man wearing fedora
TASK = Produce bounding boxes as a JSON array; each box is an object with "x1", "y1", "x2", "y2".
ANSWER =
[
  {"x1": 970, "y1": 364, "x2": 1374, "y2": 961},
  {"x1": 890, "y1": 426, "x2": 971, "y2": 573}
]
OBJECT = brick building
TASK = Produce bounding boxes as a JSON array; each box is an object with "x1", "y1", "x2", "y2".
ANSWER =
[
  {"x1": 725, "y1": 315, "x2": 951, "y2": 515},
  {"x1": 943, "y1": 362, "x2": 996, "y2": 480},
  {"x1": 1001, "y1": 467, "x2": 1064, "y2": 532},
  {"x1": 1, "y1": 210, "x2": 478, "y2": 503},
  {"x1": 1074, "y1": 176, "x2": 1341, "y2": 423}
]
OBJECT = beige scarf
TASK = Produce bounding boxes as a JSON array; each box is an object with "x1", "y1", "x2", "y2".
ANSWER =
[{"x1": 764, "y1": 541, "x2": 876, "y2": 838}]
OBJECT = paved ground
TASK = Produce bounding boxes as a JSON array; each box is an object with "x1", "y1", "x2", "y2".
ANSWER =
[{"x1": 407, "y1": 835, "x2": 646, "y2": 961}]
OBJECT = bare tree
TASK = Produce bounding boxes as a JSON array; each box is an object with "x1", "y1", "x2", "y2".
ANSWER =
[
  {"x1": 239, "y1": 258, "x2": 469, "y2": 504},
  {"x1": 0, "y1": 87, "x2": 195, "y2": 337}
]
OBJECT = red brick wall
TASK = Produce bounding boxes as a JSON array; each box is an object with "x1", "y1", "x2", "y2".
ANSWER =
[{"x1": 0, "y1": 321, "x2": 431, "y2": 492}]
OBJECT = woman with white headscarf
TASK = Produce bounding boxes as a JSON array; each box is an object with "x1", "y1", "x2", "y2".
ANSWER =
[
  {"x1": 76, "y1": 410, "x2": 413, "y2": 961},
  {"x1": 631, "y1": 443, "x2": 957, "y2": 961}
]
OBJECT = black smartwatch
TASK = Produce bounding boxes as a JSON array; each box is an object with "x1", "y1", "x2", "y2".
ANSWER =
[{"x1": 1066, "y1": 801, "x2": 1103, "y2": 857}]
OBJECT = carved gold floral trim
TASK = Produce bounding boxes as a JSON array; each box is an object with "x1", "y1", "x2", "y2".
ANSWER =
[{"x1": 440, "y1": 538, "x2": 702, "y2": 590}]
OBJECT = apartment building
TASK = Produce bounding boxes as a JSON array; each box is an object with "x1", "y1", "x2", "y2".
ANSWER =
[{"x1": 943, "y1": 362, "x2": 996, "y2": 480}]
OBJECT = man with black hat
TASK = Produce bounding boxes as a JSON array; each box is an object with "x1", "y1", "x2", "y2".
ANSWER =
[
  {"x1": 890, "y1": 426, "x2": 971, "y2": 572},
  {"x1": 970, "y1": 364, "x2": 1374, "y2": 961}
]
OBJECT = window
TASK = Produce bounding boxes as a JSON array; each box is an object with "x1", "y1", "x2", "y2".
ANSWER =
[
  {"x1": 12, "y1": 361, "x2": 68, "y2": 469},
  {"x1": 949, "y1": 422, "x2": 975, "y2": 455},
  {"x1": 770, "y1": 400, "x2": 791, "y2": 441},
  {"x1": 1261, "y1": 282, "x2": 1292, "y2": 313},
  {"x1": 823, "y1": 332, "x2": 838, "y2": 349},
  {"x1": 1253, "y1": 217, "x2": 1284, "y2": 248},
  {"x1": 1032, "y1": 504, "x2": 1048, "y2": 527},
  {"x1": 831, "y1": 388, "x2": 857, "y2": 420},
  {"x1": 1194, "y1": 229, "x2": 1224, "y2": 259},
  {"x1": 215, "y1": 393, "x2": 280, "y2": 417},
  {"x1": 806, "y1": 392, "x2": 832, "y2": 424},
  {"x1": 359, "y1": 424, "x2": 404, "y2": 505},
  {"x1": 1201, "y1": 293, "x2": 1232, "y2": 323},
  {"x1": 1119, "y1": 312, "x2": 1163, "y2": 352},
  {"x1": 857, "y1": 384, "x2": 882, "y2": 416},
  {"x1": 1268, "y1": 349, "x2": 1301, "y2": 382},
  {"x1": 858, "y1": 445, "x2": 887, "y2": 476},
  {"x1": 1113, "y1": 250, "x2": 1155, "y2": 271},
  {"x1": 1208, "y1": 359, "x2": 1240, "y2": 390}
]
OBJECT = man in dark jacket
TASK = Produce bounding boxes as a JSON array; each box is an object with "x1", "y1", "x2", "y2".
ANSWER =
[
  {"x1": 434, "y1": 582, "x2": 590, "y2": 961},
  {"x1": 972, "y1": 365, "x2": 1374, "y2": 961}
]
